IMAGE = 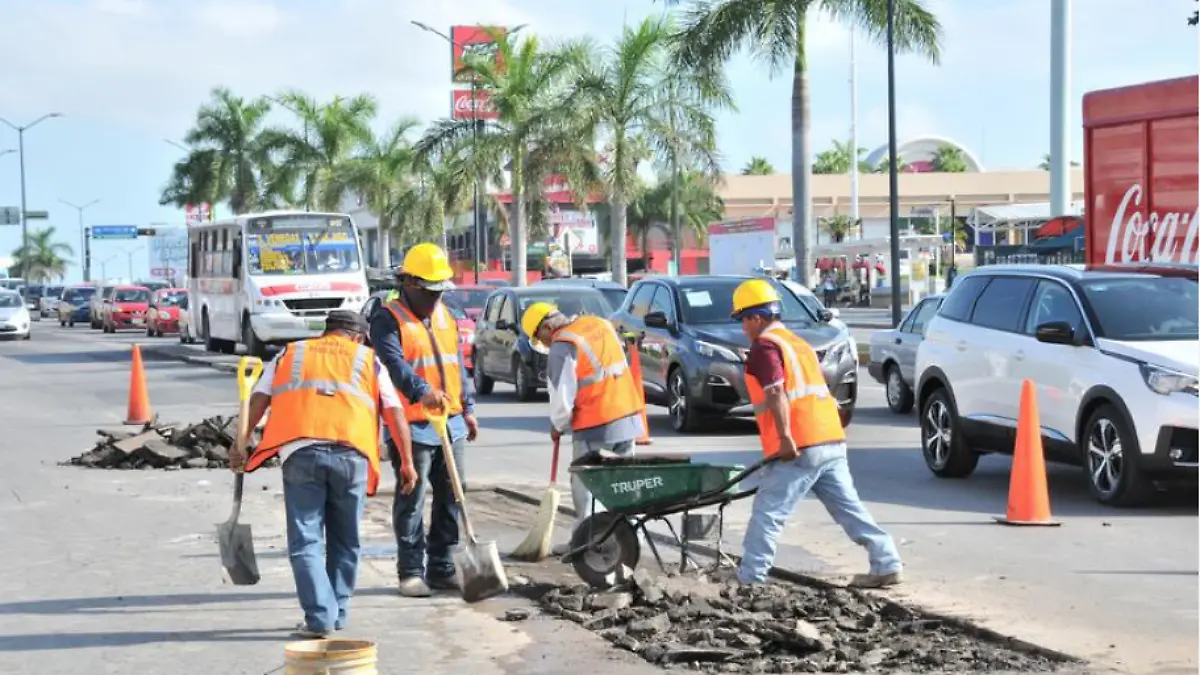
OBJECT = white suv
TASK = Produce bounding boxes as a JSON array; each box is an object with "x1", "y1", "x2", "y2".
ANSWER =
[{"x1": 915, "y1": 263, "x2": 1198, "y2": 506}]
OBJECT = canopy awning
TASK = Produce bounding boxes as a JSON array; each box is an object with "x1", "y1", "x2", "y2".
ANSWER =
[{"x1": 970, "y1": 202, "x2": 1083, "y2": 231}]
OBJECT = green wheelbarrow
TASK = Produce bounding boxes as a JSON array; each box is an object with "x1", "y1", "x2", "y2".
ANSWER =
[{"x1": 564, "y1": 453, "x2": 774, "y2": 588}]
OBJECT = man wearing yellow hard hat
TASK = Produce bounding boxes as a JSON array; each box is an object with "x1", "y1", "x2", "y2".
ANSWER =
[
  {"x1": 731, "y1": 278, "x2": 901, "y2": 588},
  {"x1": 521, "y1": 301, "x2": 644, "y2": 537},
  {"x1": 368, "y1": 242, "x2": 479, "y2": 598}
]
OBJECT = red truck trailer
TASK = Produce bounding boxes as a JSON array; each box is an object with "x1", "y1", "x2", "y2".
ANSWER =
[{"x1": 1082, "y1": 75, "x2": 1199, "y2": 266}]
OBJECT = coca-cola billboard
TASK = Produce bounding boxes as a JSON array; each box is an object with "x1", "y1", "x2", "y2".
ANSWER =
[
  {"x1": 1083, "y1": 76, "x2": 1199, "y2": 266},
  {"x1": 451, "y1": 25, "x2": 506, "y2": 83},
  {"x1": 451, "y1": 89, "x2": 499, "y2": 120}
]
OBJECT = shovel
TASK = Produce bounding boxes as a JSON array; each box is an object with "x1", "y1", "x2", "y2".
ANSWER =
[
  {"x1": 217, "y1": 356, "x2": 264, "y2": 586},
  {"x1": 426, "y1": 406, "x2": 509, "y2": 603}
]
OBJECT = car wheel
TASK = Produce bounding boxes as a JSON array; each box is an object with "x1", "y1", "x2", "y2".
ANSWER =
[
  {"x1": 885, "y1": 364, "x2": 914, "y2": 414},
  {"x1": 667, "y1": 367, "x2": 701, "y2": 433},
  {"x1": 242, "y1": 314, "x2": 269, "y2": 358},
  {"x1": 513, "y1": 354, "x2": 537, "y2": 402},
  {"x1": 1083, "y1": 404, "x2": 1152, "y2": 507},
  {"x1": 473, "y1": 356, "x2": 495, "y2": 395},
  {"x1": 23, "y1": 331, "x2": 31, "y2": 340},
  {"x1": 59, "y1": 318, "x2": 66, "y2": 327},
  {"x1": 202, "y1": 313, "x2": 218, "y2": 353},
  {"x1": 920, "y1": 387, "x2": 978, "y2": 478},
  {"x1": 68, "y1": 318, "x2": 74, "y2": 328}
]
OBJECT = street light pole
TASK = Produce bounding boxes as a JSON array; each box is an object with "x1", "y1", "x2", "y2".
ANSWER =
[
  {"x1": 885, "y1": 0, "x2": 903, "y2": 327},
  {"x1": 121, "y1": 246, "x2": 144, "y2": 281},
  {"x1": 60, "y1": 198, "x2": 101, "y2": 282},
  {"x1": 0, "y1": 112, "x2": 63, "y2": 299}
]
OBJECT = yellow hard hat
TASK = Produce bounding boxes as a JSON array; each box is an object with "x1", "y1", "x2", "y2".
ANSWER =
[
  {"x1": 521, "y1": 302, "x2": 557, "y2": 346},
  {"x1": 401, "y1": 243, "x2": 454, "y2": 289},
  {"x1": 731, "y1": 279, "x2": 782, "y2": 319}
]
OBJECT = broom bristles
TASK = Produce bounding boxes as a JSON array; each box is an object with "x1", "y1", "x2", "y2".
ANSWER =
[{"x1": 510, "y1": 486, "x2": 561, "y2": 561}]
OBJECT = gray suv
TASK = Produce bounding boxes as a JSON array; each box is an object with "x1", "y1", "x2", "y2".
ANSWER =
[{"x1": 610, "y1": 275, "x2": 858, "y2": 432}]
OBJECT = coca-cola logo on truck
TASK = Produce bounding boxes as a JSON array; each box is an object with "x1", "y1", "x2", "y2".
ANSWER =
[
  {"x1": 1104, "y1": 183, "x2": 1199, "y2": 265},
  {"x1": 451, "y1": 89, "x2": 499, "y2": 120}
]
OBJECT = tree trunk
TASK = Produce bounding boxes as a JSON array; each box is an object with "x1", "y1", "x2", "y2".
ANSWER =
[
  {"x1": 510, "y1": 149, "x2": 527, "y2": 286},
  {"x1": 670, "y1": 162, "x2": 681, "y2": 272},
  {"x1": 611, "y1": 193, "x2": 628, "y2": 286},
  {"x1": 377, "y1": 216, "x2": 391, "y2": 269},
  {"x1": 791, "y1": 12, "x2": 815, "y2": 288}
]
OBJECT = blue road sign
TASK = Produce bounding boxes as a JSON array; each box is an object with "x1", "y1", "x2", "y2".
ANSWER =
[{"x1": 92, "y1": 225, "x2": 139, "y2": 240}]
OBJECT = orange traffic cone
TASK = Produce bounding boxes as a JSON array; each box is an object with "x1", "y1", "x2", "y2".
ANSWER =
[
  {"x1": 626, "y1": 338, "x2": 653, "y2": 446},
  {"x1": 995, "y1": 379, "x2": 1060, "y2": 526},
  {"x1": 124, "y1": 345, "x2": 153, "y2": 425}
]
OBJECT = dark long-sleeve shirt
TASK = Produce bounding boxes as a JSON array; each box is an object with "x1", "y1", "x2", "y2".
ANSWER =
[{"x1": 369, "y1": 297, "x2": 475, "y2": 447}]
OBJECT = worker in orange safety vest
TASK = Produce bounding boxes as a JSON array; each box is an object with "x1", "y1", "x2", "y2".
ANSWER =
[
  {"x1": 231, "y1": 310, "x2": 417, "y2": 638},
  {"x1": 522, "y1": 302, "x2": 644, "y2": 541},
  {"x1": 731, "y1": 279, "x2": 902, "y2": 588}
]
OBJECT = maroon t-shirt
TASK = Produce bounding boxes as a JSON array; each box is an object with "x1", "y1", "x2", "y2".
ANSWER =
[{"x1": 745, "y1": 338, "x2": 785, "y2": 389}]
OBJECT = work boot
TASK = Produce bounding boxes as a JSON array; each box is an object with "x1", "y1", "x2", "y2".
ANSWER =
[
  {"x1": 427, "y1": 574, "x2": 460, "y2": 591},
  {"x1": 292, "y1": 621, "x2": 330, "y2": 639},
  {"x1": 397, "y1": 576, "x2": 432, "y2": 598},
  {"x1": 848, "y1": 571, "x2": 903, "y2": 589}
]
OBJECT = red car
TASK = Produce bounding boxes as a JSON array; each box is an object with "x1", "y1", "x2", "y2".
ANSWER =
[
  {"x1": 443, "y1": 285, "x2": 494, "y2": 321},
  {"x1": 447, "y1": 303, "x2": 476, "y2": 372},
  {"x1": 146, "y1": 288, "x2": 188, "y2": 337},
  {"x1": 102, "y1": 286, "x2": 151, "y2": 333}
]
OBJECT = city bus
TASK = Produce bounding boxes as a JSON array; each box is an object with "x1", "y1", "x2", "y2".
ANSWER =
[{"x1": 186, "y1": 210, "x2": 370, "y2": 356}]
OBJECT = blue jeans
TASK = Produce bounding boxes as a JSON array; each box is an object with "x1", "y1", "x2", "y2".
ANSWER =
[
  {"x1": 282, "y1": 444, "x2": 368, "y2": 632},
  {"x1": 738, "y1": 442, "x2": 901, "y2": 584},
  {"x1": 389, "y1": 439, "x2": 464, "y2": 580}
]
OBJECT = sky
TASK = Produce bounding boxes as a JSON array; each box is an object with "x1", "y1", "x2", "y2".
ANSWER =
[{"x1": 0, "y1": 0, "x2": 1195, "y2": 283}]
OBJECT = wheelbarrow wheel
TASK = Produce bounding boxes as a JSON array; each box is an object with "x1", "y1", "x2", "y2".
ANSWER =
[{"x1": 570, "y1": 512, "x2": 640, "y2": 589}]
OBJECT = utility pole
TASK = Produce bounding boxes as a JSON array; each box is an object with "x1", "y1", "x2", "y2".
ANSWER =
[
  {"x1": 849, "y1": 29, "x2": 860, "y2": 234},
  {"x1": 1049, "y1": 0, "x2": 1072, "y2": 216},
  {"x1": 0, "y1": 112, "x2": 64, "y2": 299},
  {"x1": 885, "y1": 0, "x2": 903, "y2": 327},
  {"x1": 60, "y1": 198, "x2": 101, "y2": 282},
  {"x1": 121, "y1": 246, "x2": 144, "y2": 281}
]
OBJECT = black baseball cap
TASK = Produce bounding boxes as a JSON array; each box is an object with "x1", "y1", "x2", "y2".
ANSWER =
[{"x1": 325, "y1": 310, "x2": 369, "y2": 335}]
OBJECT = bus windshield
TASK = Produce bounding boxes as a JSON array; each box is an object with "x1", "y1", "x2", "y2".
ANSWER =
[{"x1": 246, "y1": 229, "x2": 362, "y2": 276}]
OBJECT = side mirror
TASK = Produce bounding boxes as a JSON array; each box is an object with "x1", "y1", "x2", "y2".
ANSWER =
[
  {"x1": 1035, "y1": 321, "x2": 1076, "y2": 346},
  {"x1": 644, "y1": 311, "x2": 670, "y2": 329},
  {"x1": 818, "y1": 308, "x2": 835, "y2": 322},
  {"x1": 496, "y1": 318, "x2": 515, "y2": 332},
  {"x1": 827, "y1": 307, "x2": 841, "y2": 318}
]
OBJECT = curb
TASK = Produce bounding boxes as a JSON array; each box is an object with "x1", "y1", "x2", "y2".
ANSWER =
[
  {"x1": 140, "y1": 343, "x2": 238, "y2": 373},
  {"x1": 488, "y1": 485, "x2": 1081, "y2": 667}
]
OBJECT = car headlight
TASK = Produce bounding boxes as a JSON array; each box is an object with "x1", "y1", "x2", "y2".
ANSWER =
[
  {"x1": 696, "y1": 340, "x2": 741, "y2": 362},
  {"x1": 1140, "y1": 363, "x2": 1199, "y2": 396},
  {"x1": 821, "y1": 339, "x2": 850, "y2": 367},
  {"x1": 255, "y1": 298, "x2": 286, "y2": 309}
]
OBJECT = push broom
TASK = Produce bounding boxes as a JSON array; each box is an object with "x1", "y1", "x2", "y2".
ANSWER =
[{"x1": 510, "y1": 437, "x2": 562, "y2": 561}]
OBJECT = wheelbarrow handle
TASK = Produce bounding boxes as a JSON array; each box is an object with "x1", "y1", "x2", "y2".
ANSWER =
[{"x1": 720, "y1": 455, "x2": 778, "y2": 490}]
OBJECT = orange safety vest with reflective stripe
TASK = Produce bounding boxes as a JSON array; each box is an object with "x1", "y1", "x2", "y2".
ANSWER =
[
  {"x1": 744, "y1": 323, "x2": 845, "y2": 458},
  {"x1": 249, "y1": 334, "x2": 383, "y2": 496},
  {"x1": 550, "y1": 315, "x2": 642, "y2": 431},
  {"x1": 384, "y1": 299, "x2": 464, "y2": 423}
]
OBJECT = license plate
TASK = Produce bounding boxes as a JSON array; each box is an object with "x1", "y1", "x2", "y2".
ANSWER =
[
  {"x1": 306, "y1": 320, "x2": 326, "y2": 331},
  {"x1": 131, "y1": 319, "x2": 144, "y2": 325}
]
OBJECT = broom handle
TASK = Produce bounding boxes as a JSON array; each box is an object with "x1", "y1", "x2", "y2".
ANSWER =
[
  {"x1": 550, "y1": 437, "x2": 561, "y2": 485},
  {"x1": 439, "y1": 427, "x2": 477, "y2": 543}
]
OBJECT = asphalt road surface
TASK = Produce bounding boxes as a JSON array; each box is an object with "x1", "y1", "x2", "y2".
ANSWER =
[{"x1": 2, "y1": 321, "x2": 1195, "y2": 674}]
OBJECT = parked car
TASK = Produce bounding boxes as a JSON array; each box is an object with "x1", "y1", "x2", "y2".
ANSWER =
[
  {"x1": 610, "y1": 275, "x2": 858, "y2": 432},
  {"x1": 535, "y1": 277, "x2": 628, "y2": 314},
  {"x1": 779, "y1": 280, "x2": 848, "y2": 332},
  {"x1": 360, "y1": 291, "x2": 477, "y2": 373},
  {"x1": 23, "y1": 284, "x2": 43, "y2": 320},
  {"x1": 146, "y1": 288, "x2": 187, "y2": 337},
  {"x1": 102, "y1": 286, "x2": 151, "y2": 333},
  {"x1": 39, "y1": 285, "x2": 63, "y2": 318},
  {"x1": 442, "y1": 285, "x2": 495, "y2": 321},
  {"x1": 868, "y1": 295, "x2": 944, "y2": 414},
  {"x1": 915, "y1": 264, "x2": 1198, "y2": 506},
  {"x1": 472, "y1": 286, "x2": 612, "y2": 401},
  {"x1": 0, "y1": 290, "x2": 31, "y2": 340},
  {"x1": 57, "y1": 285, "x2": 96, "y2": 327},
  {"x1": 90, "y1": 285, "x2": 115, "y2": 329},
  {"x1": 178, "y1": 293, "x2": 197, "y2": 344}
]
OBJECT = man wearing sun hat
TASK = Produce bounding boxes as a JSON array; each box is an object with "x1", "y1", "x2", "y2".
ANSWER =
[{"x1": 521, "y1": 302, "x2": 643, "y2": 537}]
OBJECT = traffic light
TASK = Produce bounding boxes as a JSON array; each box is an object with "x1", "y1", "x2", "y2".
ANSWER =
[{"x1": 137, "y1": 227, "x2": 157, "y2": 236}]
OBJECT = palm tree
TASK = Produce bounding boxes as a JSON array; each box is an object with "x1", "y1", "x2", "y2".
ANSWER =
[
  {"x1": 1038, "y1": 153, "x2": 1080, "y2": 171},
  {"x1": 930, "y1": 144, "x2": 967, "y2": 172},
  {"x1": 339, "y1": 119, "x2": 422, "y2": 267},
  {"x1": 666, "y1": 0, "x2": 942, "y2": 284},
  {"x1": 275, "y1": 91, "x2": 378, "y2": 212},
  {"x1": 819, "y1": 214, "x2": 856, "y2": 243},
  {"x1": 813, "y1": 139, "x2": 873, "y2": 174},
  {"x1": 161, "y1": 87, "x2": 275, "y2": 214},
  {"x1": 872, "y1": 156, "x2": 910, "y2": 173},
  {"x1": 741, "y1": 156, "x2": 775, "y2": 175},
  {"x1": 419, "y1": 31, "x2": 587, "y2": 286},
  {"x1": 630, "y1": 169, "x2": 725, "y2": 260},
  {"x1": 10, "y1": 227, "x2": 73, "y2": 283}
]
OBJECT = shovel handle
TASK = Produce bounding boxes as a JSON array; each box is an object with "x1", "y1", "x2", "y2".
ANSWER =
[
  {"x1": 233, "y1": 357, "x2": 263, "y2": 475},
  {"x1": 427, "y1": 405, "x2": 476, "y2": 543},
  {"x1": 229, "y1": 473, "x2": 245, "y2": 521},
  {"x1": 550, "y1": 437, "x2": 561, "y2": 485}
]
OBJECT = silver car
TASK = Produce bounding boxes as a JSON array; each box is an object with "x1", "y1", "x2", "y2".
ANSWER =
[
  {"x1": 0, "y1": 290, "x2": 32, "y2": 340},
  {"x1": 867, "y1": 295, "x2": 943, "y2": 414}
]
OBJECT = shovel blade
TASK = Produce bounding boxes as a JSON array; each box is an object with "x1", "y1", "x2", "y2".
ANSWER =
[
  {"x1": 454, "y1": 540, "x2": 508, "y2": 603},
  {"x1": 217, "y1": 520, "x2": 260, "y2": 586}
]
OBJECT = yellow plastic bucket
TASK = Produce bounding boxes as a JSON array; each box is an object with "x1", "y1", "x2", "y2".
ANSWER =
[{"x1": 285, "y1": 639, "x2": 378, "y2": 675}]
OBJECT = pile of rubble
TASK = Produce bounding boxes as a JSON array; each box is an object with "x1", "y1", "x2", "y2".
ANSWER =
[
  {"x1": 63, "y1": 416, "x2": 273, "y2": 470},
  {"x1": 539, "y1": 569, "x2": 1067, "y2": 673}
]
